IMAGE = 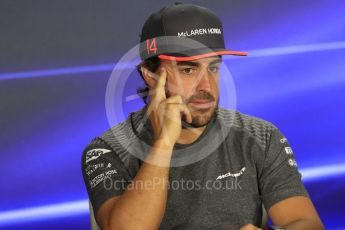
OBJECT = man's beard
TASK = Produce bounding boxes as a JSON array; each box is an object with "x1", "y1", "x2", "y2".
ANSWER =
[
  {"x1": 164, "y1": 90, "x2": 218, "y2": 128},
  {"x1": 183, "y1": 91, "x2": 218, "y2": 128}
]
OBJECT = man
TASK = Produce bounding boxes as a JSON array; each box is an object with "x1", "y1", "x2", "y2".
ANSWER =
[{"x1": 81, "y1": 3, "x2": 324, "y2": 230}]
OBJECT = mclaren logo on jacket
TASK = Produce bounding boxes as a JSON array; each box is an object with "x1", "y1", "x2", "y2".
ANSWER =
[{"x1": 216, "y1": 167, "x2": 246, "y2": 180}]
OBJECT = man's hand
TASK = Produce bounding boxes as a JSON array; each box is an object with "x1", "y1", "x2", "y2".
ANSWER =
[
  {"x1": 240, "y1": 224, "x2": 263, "y2": 230},
  {"x1": 147, "y1": 67, "x2": 192, "y2": 146}
]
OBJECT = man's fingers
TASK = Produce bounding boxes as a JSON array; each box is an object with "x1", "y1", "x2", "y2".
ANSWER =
[
  {"x1": 154, "y1": 67, "x2": 167, "y2": 99},
  {"x1": 161, "y1": 96, "x2": 192, "y2": 124},
  {"x1": 163, "y1": 95, "x2": 183, "y2": 104},
  {"x1": 160, "y1": 103, "x2": 192, "y2": 124},
  {"x1": 180, "y1": 104, "x2": 192, "y2": 124},
  {"x1": 148, "y1": 95, "x2": 183, "y2": 119}
]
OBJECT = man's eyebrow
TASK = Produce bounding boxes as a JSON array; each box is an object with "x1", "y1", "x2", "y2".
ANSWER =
[
  {"x1": 176, "y1": 61, "x2": 199, "y2": 67},
  {"x1": 209, "y1": 59, "x2": 222, "y2": 65},
  {"x1": 175, "y1": 58, "x2": 222, "y2": 67},
  {"x1": 176, "y1": 58, "x2": 222, "y2": 66}
]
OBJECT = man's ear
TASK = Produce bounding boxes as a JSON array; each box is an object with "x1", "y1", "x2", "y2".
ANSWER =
[{"x1": 140, "y1": 66, "x2": 158, "y2": 89}]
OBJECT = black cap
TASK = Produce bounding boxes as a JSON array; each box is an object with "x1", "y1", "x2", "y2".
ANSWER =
[{"x1": 139, "y1": 2, "x2": 247, "y2": 61}]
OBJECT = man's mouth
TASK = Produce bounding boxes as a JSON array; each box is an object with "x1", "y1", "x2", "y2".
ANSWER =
[{"x1": 188, "y1": 100, "x2": 214, "y2": 109}]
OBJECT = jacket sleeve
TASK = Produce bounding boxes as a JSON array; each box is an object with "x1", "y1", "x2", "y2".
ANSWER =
[
  {"x1": 81, "y1": 137, "x2": 132, "y2": 216},
  {"x1": 259, "y1": 126, "x2": 309, "y2": 211}
]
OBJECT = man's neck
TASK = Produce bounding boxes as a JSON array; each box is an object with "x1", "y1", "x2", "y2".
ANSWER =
[{"x1": 176, "y1": 125, "x2": 207, "y2": 145}]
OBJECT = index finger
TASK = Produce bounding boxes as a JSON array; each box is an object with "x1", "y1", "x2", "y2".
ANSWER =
[{"x1": 154, "y1": 67, "x2": 167, "y2": 99}]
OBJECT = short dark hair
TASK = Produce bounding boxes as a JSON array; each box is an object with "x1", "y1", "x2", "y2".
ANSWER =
[{"x1": 136, "y1": 57, "x2": 161, "y2": 104}]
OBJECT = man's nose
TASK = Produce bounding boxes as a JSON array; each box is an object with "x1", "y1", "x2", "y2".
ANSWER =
[{"x1": 195, "y1": 70, "x2": 211, "y2": 92}]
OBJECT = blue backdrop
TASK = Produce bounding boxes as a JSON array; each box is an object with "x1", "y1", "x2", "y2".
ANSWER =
[{"x1": 0, "y1": 0, "x2": 344, "y2": 229}]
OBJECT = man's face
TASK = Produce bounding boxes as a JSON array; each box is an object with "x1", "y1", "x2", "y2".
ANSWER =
[{"x1": 160, "y1": 56, "x2": 221, "y2": 127}]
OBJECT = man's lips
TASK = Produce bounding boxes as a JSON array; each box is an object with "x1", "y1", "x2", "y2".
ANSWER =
[
  {"x1": 189, "y1": 99, "x2": 212, "y2": 103},
  {"x1": 188, "y1": 100, "x2": 214, "y2": 109}
]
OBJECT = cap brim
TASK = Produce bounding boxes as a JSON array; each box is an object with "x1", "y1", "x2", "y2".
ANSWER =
[{"x1": 158, "y1": 50, "x2": 248, "y2": 61}]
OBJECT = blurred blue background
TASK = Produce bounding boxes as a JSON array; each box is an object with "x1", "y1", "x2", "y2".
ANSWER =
[{"x1": 0, "y1": 0, "x2": 344, "y2": 229}]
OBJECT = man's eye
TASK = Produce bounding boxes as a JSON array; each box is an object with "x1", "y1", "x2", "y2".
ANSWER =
[
  {"x1": 208, "y1": 66, "x2": 219, "y2": 73},
  {"x1": 181, "y1": 68, "x2": 195, "y2": 75}
]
